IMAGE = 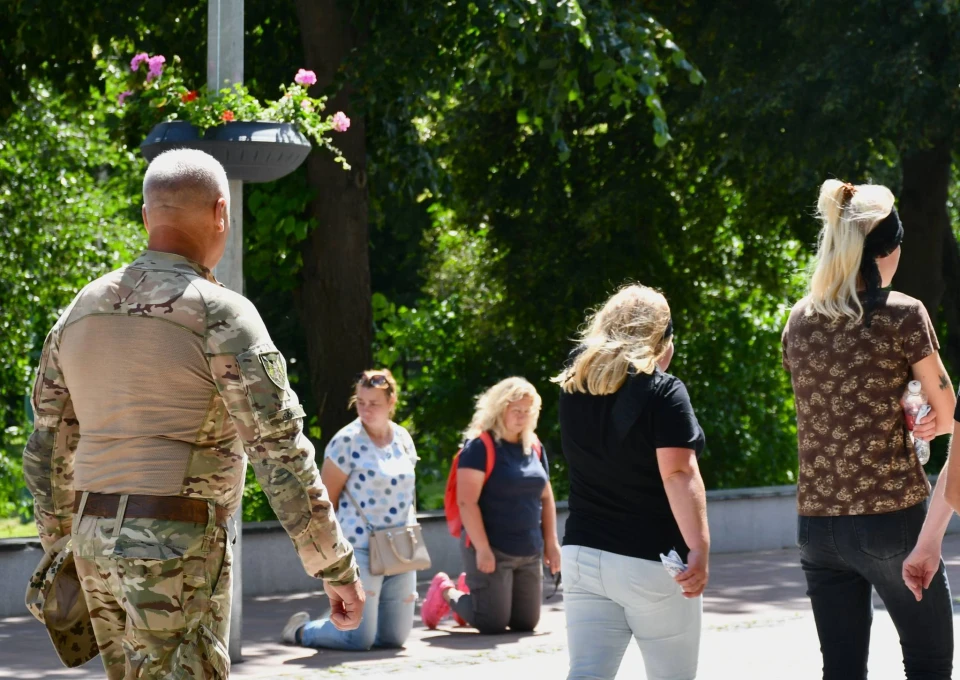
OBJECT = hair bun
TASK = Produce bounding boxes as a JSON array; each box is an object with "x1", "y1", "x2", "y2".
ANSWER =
[{"x1": 841, "y1": 182, "x2": 857, "y2": 203}]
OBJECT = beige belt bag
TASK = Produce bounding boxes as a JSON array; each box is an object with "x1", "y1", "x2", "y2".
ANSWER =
[{"x1": 343, "y1": 489, "x2": 431, "y2": 576}]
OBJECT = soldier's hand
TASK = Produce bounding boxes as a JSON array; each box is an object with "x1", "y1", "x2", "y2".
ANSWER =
[{"x1": 324, "y1": 578, "x2": 366, "y2": 631}]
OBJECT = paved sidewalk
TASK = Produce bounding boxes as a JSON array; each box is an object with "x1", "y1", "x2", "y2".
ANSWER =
[{"x1": 5, "y1": 534, "x2": 960, "y2": 679}]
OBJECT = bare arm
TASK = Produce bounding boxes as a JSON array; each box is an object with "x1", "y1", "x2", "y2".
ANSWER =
[
  {"x1": 911, "y1": 352, "x2": 956, "y2": 438},
  {"x1": 541, "y1": 481, "x2": 559, "y2": 545},
  {"x1": 944, "y1": 435, "x2": 960, "y2": 512},
  {"x1": 904, "y1": 454, "x2": 956, "y2": 600},
  {"x1": 919, "y1": 463, "x2": 954, "y2": 545},
  {"x1": 320, "y1": 458, "x2": 349, "y2": 512},
  {"x1": 541, "y1": 480, "x2": 561, "y2": 574},
  {"x1": 457, "y1": 468, "x2": 491, "y2": 551},
  {"x1": 658, "y1": 446, "x2": 710, "y2": 597}
]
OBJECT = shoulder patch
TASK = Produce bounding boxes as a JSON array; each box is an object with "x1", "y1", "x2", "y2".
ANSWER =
[{"x1": 260, "y1": 352, "x2": 286, "y2": 390}]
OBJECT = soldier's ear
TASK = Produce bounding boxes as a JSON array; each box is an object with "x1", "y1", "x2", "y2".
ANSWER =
[
  {"x1": 141, "y1": 205, "x2": 150, "y2": 232},
  {"x1": 215, "y1": 197, "x2": 228, "y2": 232}
]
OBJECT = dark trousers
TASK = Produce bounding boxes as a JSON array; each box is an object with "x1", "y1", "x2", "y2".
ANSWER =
[
  {"x1": 449, "y1": 536, "x2": 543, "y2": 634},
  {"x1": 799, "y1": 503, "x2": 954, "y2": 680}
]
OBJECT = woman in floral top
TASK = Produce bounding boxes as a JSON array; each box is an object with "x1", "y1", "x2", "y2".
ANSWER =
[{"x1": 782, "y1": 180, "x2": 956, "y2": 679}]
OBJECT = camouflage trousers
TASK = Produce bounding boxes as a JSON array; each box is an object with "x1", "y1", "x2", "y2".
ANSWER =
[{"x1": 71, "y1": 502, "x2": 232, "y2": 680}]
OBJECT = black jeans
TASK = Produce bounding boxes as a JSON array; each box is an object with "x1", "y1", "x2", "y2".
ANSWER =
[
  {"x1": 449, "y1": 535, "x2": 543, "y2": 634},
  {"x1": 799, "y1": 503, "x2": 954, "y2": 680}
]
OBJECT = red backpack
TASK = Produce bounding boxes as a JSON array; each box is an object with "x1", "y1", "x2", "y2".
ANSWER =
[{"x1": 444, "y1": 431, "x2": 542, "y2": 541}]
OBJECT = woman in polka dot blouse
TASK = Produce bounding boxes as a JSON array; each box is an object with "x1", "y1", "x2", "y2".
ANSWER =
[{"x1": 281, "y1": 369, "x2": 420, "y2": 651}]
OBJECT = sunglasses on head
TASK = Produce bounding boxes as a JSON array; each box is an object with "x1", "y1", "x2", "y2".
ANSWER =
[{"x1": 357, "y1": 373, "x2": 390, "y2": 389}]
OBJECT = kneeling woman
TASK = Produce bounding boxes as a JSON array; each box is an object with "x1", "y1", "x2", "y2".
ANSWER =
[
  {"x1": 422, "y1": 377, "x2": 562, "y2": 634},
  {"x1": 282, "y1": 370, "x2": 420, "y2": 651}
]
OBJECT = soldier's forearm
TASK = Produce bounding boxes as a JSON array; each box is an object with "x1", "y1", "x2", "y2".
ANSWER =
[
  {"x1": 23, "y1": 429, "x2": 57, "y2": 514},
  {"x1": 290, "y1": 513, "x2": 358, "y2": 582},
  {"x1": 319, "y1": 552, "x2": 360, "y2": 585},
  {"x1": 34, "y1": 504, "x2": 71, "y2": 553}
]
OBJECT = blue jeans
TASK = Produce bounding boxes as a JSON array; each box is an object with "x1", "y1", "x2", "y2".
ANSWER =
[
  {"x1": 299, "y1": 549, "x2": 418, "y2": 651},
  {"x1": 799, "y1": 502, "x2": 954, "y2": 680}
]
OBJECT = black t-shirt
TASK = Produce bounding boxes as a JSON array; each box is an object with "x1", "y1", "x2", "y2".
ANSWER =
[
  {"x1": 558, "y1": 368, "x2": 705, "y2": 562},
  {"x1": 459, "y1": 436, "x2": 549, "y2": 557}
]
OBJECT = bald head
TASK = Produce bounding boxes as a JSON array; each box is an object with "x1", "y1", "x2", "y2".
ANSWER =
[
  {"x1": 143, "y1": 149, "x2": 229, "y2": 210},
  {"x1": 142, "y1": 149, "x2": 231, "y2": 269}
]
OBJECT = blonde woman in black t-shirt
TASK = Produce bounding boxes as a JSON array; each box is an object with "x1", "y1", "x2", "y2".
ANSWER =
[{"x1": 554, "y1": 284, "x2": 709, "y2": 680}]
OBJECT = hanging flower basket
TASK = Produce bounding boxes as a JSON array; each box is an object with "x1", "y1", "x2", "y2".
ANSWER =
[
  {"x1": 113, "y1": 54, "x2": 351, "y2": 182},
  {"x1": 140, "y1": 120, "x2": 313, "y2": 183}
]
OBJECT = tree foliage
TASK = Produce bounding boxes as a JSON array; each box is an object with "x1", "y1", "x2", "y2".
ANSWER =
[
  {"x1": 0, "y1": 83, "x2": 145, "y2": 430},
  {"x1": 5, "y1": 1, "x2": 960, "y2": 524}
]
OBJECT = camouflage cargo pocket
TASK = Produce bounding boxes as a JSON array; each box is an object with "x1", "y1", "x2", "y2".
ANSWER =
[
  {"x1": 117, "y1": 557, "x2": 187, "y2": 632},
  {"x1": 236, "y1": 344, "x2": 305, "y2": 437},
  {"x1": 199, "y1": 624, "x2": 230, "y2": 680},
  {"x1": 197, "y1": 539, "x2": 232, "y2": 680}
]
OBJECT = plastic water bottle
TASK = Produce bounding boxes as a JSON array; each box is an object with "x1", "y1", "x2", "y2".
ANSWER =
[{"x1": 902, "y1": 380, "x2": 932, "y2": 465}]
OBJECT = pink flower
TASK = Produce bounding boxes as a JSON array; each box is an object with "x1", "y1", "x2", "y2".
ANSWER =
[
  {"x1": 300, "y1": 100, "x2": 314, "y2": 112},
  {"x1": 130, "y1": 53, "x2": 149, "y2": 71},
  {"x1": 331, "y1": 111, "x2": 351, "y2": 132},
  {"x1": 294, "y1": 69, "x2": 317, "y2": 86},
  {"x1": 118, "y1": 90, "x2": 134, "y2": 106},
  {"x1": 146, "y1": 55, "x2": 166, "y2": 82}
]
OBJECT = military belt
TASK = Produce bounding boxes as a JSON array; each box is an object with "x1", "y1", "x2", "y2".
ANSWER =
[{"x1": 73, "y1": 493, "x2": 230, "y2": 527}]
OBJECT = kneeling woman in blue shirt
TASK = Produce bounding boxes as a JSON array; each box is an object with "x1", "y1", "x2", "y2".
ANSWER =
[{"x1": 422, "y1": 377, "x2": 561, "y2": 633}]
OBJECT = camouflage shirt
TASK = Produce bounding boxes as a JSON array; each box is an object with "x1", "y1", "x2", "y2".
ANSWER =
[{"x1": 23, "y1": 251, "x2": 357, "y2": 584}]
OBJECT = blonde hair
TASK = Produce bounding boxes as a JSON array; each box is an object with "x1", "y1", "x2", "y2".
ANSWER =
[
  {"x1": 348, "y1": 369, "x2": 399, "y2": 418},
  {"x1": 808, "y1": 180, "x2": 896, "y2": 321},
  {"x1": 553, "y1": 284, "x2": 672, "y2": 395},
  {"x1": 463, "y1": 377, "x2": 542, "y2": 455}
]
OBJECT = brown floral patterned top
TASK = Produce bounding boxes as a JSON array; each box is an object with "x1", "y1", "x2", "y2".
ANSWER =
[{"x1": 781, "y1": 291, "x2": 937, "y2": 516}]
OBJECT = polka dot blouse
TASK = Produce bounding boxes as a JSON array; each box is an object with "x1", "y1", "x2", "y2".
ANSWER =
[{"x1": 325, "y1": 418, "x2": 418, "y2": 551}]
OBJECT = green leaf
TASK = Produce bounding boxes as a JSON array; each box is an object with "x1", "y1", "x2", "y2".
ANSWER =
[{"x1": 594, "y1": 69, "x2": 612, "y2": 90}]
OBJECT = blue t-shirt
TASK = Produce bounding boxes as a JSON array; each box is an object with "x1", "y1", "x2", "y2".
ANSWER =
[{"x1": 459, "y1": 434, "x2": 549, "y2": 557}]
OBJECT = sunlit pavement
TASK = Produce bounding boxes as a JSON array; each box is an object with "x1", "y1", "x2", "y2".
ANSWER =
[{"x1": 6, "y1": 534, "x2": 960, "y2": 679}]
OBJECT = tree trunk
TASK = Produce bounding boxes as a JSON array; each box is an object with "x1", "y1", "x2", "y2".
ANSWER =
[
  {"x1": 295, "y1": 0, "x2": 371, "y2": 448},
  {"x1": 892, "y1": 144, "x2": 950, "y2": 329}
]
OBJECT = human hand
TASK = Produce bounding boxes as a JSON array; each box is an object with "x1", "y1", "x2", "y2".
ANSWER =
[
  {"x1": 324, "y1": 578, "x2": 366, "y2": 630},
  {"x1": 544, "y1": 540, "x2": 562, "y2": 575},
  {"x1": 675, "y1": 548, "x2": 709, "y2": 598},
  {"x1": 476, "y1": 546, "x2": 497, "y2": 574},
  {"x1": 903, "y1": 541, "x2": 942, "y2": 602},
  {"x1": 913, "y1": 409, "x2": 937, "y2": 443}
]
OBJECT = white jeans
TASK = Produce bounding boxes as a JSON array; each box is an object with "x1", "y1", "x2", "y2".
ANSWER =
[{"x1": 562, "y1": 545, "x2": 702, "y2": 680}]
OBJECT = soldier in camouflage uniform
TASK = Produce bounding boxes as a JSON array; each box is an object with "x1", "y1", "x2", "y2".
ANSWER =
[{"x1": 23, "y1": 148, "x2": 363, "y2": 679}]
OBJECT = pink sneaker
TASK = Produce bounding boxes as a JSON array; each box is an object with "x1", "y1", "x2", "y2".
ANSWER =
[
  {"x1": 452, "y1": 572, "x2": 470, "y2": 626},
  {"x1": 422, "y1": 572, "x2": 454, "y2": 630}
]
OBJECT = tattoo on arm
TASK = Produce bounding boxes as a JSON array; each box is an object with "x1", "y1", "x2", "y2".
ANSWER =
[{"x1": 939, "y1": 373, "x2": 950, "y2": 391}]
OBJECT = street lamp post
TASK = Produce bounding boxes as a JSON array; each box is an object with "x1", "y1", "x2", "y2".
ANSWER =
[{"x1": 207, "y1": 0, "x2": 244, "y2": 663}]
